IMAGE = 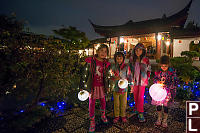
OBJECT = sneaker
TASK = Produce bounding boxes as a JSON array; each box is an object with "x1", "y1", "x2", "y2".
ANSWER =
[
  {"x1": 121, "y1": 117, "x2": 128, "y2": 123},
  {"x1": 89, "y1": 124, "x2": 95, "y2": 133},
  {"x1": 113, "y1": 117, "x2": 119, "y2": 123},
  {"x1": 131, "y1": 109, "x2": 139, "y2": 115},
  {"x1": 89, "y1": 117, "x2": 95, "y2": 133},
  {"x1": 101, "y1": 115, "x2": 108, "y2": 123},
  {"x1": 138, "y1": 113, "x2": 146, "y2": 123}
]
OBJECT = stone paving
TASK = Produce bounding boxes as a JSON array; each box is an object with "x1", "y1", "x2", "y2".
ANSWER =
[{"x1": 51, "y1": 102, "x2": 186, "y2": 133}]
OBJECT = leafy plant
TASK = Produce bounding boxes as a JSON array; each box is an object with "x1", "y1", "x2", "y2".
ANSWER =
[
  {"x1": 181, "y1": 51, "x2": 200, "y2": 59},
  {"x1": 170, "y1": 52, "x2": 200, "y2": 84}
]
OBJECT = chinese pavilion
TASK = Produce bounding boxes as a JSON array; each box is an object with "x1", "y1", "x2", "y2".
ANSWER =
[{"x1": 89, "y1": 0, "x2": 193, "y2": 59}]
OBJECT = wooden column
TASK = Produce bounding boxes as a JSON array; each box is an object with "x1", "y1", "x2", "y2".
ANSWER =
[
  {"x1": 108, "y1": 37, "x2": 111, "y2": 58},
  {"x1": 170, "y1": 37, "x2": 174, "y2": 57},
  {"x1": 93, "y1": 44, "x2": 94, "y2": 56},
  {"x1": 155, "y1": 33, "x2": 161, "y2": 59},
  {"x1": 117, "y1": 36, "x2": 120, "y2": 52}
]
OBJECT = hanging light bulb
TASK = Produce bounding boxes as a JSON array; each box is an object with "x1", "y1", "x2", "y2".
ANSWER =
[
  {"x1": 157, "y1": 34, "x2": 162, "y2": 41},
  {"x1": 194, "y1": 39, "x2": 199, "y2": 44},
  {"x1": 120, "y1": 37, "x2": 124, "y2": 44}
]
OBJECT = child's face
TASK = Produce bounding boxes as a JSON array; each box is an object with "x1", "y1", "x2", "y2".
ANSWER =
[
  {"x1": 160, "y1": 64, "x2": 169, "y2": 71},
  {"x1": 116, "y1": 56, "x2": 123, "y2": 64},
  {"x1": 97, "y1": 47, "x2": 107, "y2": 59},
  {"x1": 135, "y1": 48, "x2": 143, "y2": 57}
]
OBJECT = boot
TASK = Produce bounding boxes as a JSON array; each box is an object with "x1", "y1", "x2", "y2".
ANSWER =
[
  {"x1": 89, "y1": 116, "x2": 95, "y2": 133},
  {"x1": 121, "y1": 116, "x2": 128, "y2": 123},
  {"x1": 162, "y1": 113, "x2": 168, "y2": 128},
  {"x1": 131, "y1": 108, "x2": 139, "y2": 115},
  {"x1": 113, "y1": 117, "x2": 120, "y2": 123},
  {"x1": 100, "y1": 110, "x2": 108, "y2": 123},
  {"x1": 155, "y1": 111, "x2": 162, "y2": 126},
  {"x1": 138, "y1": 113, "x2": 146, "y2": 123}
]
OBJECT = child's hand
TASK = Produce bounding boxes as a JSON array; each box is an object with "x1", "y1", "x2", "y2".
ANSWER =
[
  {"x1": 107, "y1": 88, "x2": 110, "y2": 93},
  {"x1": 89, "y1": 93, "x2": 93, "y2": 99},
  {"x1": 130, "y1": 86, "x2": 134, "y2": 93},
  {"x1": 158, "y1": 81, "x2": 164, "y2": 84},
  {"x1": 115, "y1": 76, "x2": 120, "y2": 81}
]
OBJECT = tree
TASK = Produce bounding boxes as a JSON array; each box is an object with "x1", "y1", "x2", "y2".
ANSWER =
[
  {"x1": 0, "y1": 14, "x2": 84, "y2": 131},
  {"x1": 185, "y1": 21, "x2": 200, "y2": 31},
  {"x1": 53, "y1": 26, "x2": 90, "y2": 51}
]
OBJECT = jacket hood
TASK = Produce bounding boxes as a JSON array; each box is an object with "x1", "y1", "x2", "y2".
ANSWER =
[{"x1": 132, "y1": 43, "x2": 146, "y2": 56}]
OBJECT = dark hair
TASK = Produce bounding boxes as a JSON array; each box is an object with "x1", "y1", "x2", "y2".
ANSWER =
[
  {"x1": 114, "y1": 52, "x2": 125, "y2": 63},
  {"x1": 132, "y1": 43, "x2": 146, "y2": 64},
  {"x1": 96, "y1": 44, "x2": 109, "y2": 57},
  {"x1": 160, "y1": 55, "x2": 170, "y2": 64}
]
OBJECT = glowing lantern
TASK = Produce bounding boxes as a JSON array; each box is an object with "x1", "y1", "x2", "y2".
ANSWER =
[
  {"x1": 149, "y1": 84, "x2": 167, "y2": 101},
  {"x1": 78, "y1": 90, "x2": 89, "y2": 101},
  {"x1": 118, "y1": 79, "x2": 128, "y2": 89}
]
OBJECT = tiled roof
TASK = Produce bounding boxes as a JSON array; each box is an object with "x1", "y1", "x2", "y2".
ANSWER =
[{"x1": 90, "y1": 0, "x2": 193, "y2": 37}]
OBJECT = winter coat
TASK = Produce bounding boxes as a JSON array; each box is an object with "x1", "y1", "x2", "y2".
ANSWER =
[
  {"x1": 153, "y1": 67, "x2": 178, "y2": 100},
  {"x1": 110, "y1": 62, "x2": 133, "y2": 93},
  {"x1": 129, "y1": 57, "x2": 151, "y2": 86},
  {"x1": 80, "y1": 56, "x2": 111, "y2": 93}
]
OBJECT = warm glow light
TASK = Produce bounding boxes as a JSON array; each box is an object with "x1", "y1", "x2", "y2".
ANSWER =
[
  {"x1": 157, "y1": 35, "x2": 162, "y2": 41},
  {"x1": 131, "y1": 38, "x2": 139, "y2": 45},
  {"x1": 79, "y1": 50, "x2": 83, "y2": 54},
  {"x1": 118, "y1": 79, "x2": 128, "y2": 89},
  {"x1": 78, "y1": 90, "x2": 89, "y2": 101},
  {"x1": 85, "y1": 49, "x2": 89, "y2": 55},
  {"x1": 194, "y1": 40, "x2": 199, "y2": 44},
  {"x1": 120, "y1": 37, "x2": 124, "y2": 44},
  {"x1": 13, "y1": 84, "x2": 16, "y2": 88},
  {"x1": 166, "y1": 40, "x2": 170, "y2": 46},
  {"x1": 149, "y1": 83, "x2": 167, "y2": 101},
  {"x1": 95, "y1": 44, "x2": 100, "y2": 50}
]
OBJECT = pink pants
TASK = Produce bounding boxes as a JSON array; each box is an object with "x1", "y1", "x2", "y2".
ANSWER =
[
  {"x1": 89, "y1": 97, "x2": 106, "y2": 117},
  {"x1": 133, "y1": 86, "x2": 145, "y2": 113}
]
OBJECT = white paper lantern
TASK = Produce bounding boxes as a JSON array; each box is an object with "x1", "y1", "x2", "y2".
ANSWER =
[
  {"x1": 149, "y1": 83, "x2": 167, "y2": 101},
  {"x1": 118, "y1": 79, "x2": 128, "y2": 89},
  {"x1": 78, "y1": 90, "x2": 89, "y2": 101}
]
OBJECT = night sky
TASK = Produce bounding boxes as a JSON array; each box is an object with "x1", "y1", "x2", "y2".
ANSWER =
[{"x1": 1, "y1": 0, "x2": 200, "y2": 40}]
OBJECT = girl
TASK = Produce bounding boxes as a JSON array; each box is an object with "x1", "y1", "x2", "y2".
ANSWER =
[
  {"x1": 81, "y1": 44, "x2": 110, "y2": 133},
  {"x1": 110, "y1": 52, "x2": 133, "y2": 123},
  {"x1": 129, "y1": 43, "x2": 151, "y2": 122},
  {"x1": 152, "y1": 55, "x2": 178, "y2": 128}
]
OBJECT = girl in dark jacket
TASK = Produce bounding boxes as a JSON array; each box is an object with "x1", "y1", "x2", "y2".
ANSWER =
[{"x1": 81, "y1": 44, "x2": 110, "y2": 133}]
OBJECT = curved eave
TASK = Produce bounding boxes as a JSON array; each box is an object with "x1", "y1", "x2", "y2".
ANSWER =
[{"x1": 90, "y1": 0, "x2": 193, "y2": 37}]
